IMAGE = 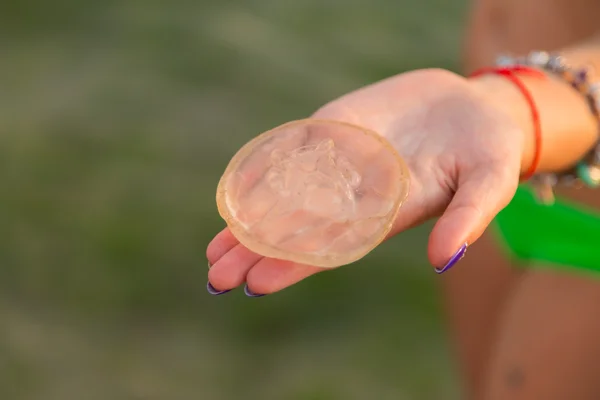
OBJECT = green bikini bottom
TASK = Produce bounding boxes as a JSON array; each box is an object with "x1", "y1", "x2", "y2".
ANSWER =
[{"x1": 494, "y1": 186, "x2": 600, "y2": 273}]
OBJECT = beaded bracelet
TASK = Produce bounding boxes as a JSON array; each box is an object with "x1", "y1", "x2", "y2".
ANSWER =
[{"x1": 496, "y1": 52, "x2": 600, "y2": 205}]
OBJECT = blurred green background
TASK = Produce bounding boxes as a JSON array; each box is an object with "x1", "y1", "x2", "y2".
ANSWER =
[{"x1": 0, "y1": 1, "x2": 468, "y2": 398}]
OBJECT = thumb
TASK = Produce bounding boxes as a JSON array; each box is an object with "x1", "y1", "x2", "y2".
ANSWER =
[{"x1": 428, "y1": 164, "x2": 519, "y2": 272}]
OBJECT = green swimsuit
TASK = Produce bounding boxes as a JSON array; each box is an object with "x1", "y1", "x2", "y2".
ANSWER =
[{"x1": 494, "y1": 185, "x2": 600, "y2": 273}]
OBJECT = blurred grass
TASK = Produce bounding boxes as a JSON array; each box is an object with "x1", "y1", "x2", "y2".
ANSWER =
[{"x1": 0, "y1": 1, "x2": 467, "y2": 399}]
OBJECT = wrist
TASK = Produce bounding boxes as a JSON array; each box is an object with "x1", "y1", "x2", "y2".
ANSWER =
[
  {"x1": 468, "y1": 70, "x2": 598, "y2": 176},
  {"x1": 467, "y1": 74, "x2": 535, "y2": 176}
]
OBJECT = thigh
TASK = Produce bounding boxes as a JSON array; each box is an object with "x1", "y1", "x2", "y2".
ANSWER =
[
  {"x1": 463, "y1": 0, "x2": 600, "y2": 72},
  {"x1": 440, "y1": 229, "x2": 521, "y2": 400},
  {"x1": 482, "y1": 268, "x2": 600, "y2": 400}
]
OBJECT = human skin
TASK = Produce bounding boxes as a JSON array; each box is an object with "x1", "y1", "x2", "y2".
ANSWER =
[
  {"x1": 207, "y1": 51, "x2": 598, "y2": 293},
  {"x1": 208, "y1": 68, "x2": 527, "y2": 288},
  {"x1": 207, "y1": 1, "x2": 600, "y2": 398},
  {"x1": 444, "y1": 1, "x2": 600, "y2": 399}
]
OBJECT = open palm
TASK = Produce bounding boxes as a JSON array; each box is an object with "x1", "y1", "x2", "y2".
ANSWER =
[{"x1": 207, "y1": 69, "x2": 523, "y2": 297}]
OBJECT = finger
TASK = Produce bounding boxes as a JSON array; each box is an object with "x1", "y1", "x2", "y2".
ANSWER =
[
  {"x1": 206, "y1": 228, "x2": 239, "y2": 266},
  {"x1": 245, "y1": 258, "x2": 324, "y2": 295},
  {"x1": 208, "y1": 243, "x2": 264, "y2": 290},
  {"x1": 428, "y1": 164, "x2": 518, "y2": 269},
  {"x1": 278, "y1": 219, "x2": 349, "y2": 255},
  {"x1": 252, "y1": 208, "x2": 323, "y2": 250}
]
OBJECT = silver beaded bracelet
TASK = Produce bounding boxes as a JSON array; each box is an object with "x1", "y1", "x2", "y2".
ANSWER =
[{"x1": 496, "y1": 52, "x2": 600, "y2": 205}]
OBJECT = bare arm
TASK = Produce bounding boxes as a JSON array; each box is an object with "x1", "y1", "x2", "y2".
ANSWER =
[{"x1": 469, "y1": 33, "x2": 600, "y2": 176}]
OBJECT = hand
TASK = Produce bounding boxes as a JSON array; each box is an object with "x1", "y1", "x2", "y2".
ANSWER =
[{"x1": 206, "y1": 68, "x2": 525, "y2": 296}]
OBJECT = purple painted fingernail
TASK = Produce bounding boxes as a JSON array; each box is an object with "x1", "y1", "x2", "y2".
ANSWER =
[
  {"x1": 207, "y1": 281, "x2": 231, "y2": 296},
  {"x1": 435, "y1": 243, "x2": 468, "y2": 274},
  {"x1": 244, "y1": 284, "x2": 266, "y2": 298}
]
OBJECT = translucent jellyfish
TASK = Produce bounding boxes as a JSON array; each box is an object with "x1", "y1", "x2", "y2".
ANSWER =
[{"x1": 216, "y1": 119, "x2": 410, "y2": 268}]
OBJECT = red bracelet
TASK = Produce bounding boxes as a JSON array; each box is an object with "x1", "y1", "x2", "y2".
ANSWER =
[{"x1": 469, "y1": 66, "x2": 546, "y2": 181}]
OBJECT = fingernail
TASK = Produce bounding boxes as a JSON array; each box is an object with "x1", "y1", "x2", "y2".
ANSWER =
[
  {"x1": 435, "y1": 243, "x2": 468, "y2": 274},
  {"x1": 244, "y1": 284, "x2": 266, "y2": 298},
  {"x1": 207, "y1": 281, "x2": 231, "y2": 296}
]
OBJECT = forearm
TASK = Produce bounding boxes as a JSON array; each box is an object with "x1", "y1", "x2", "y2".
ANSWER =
[{"x1": 468, "y1": 36, "x2": 600, "y2": 175}]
